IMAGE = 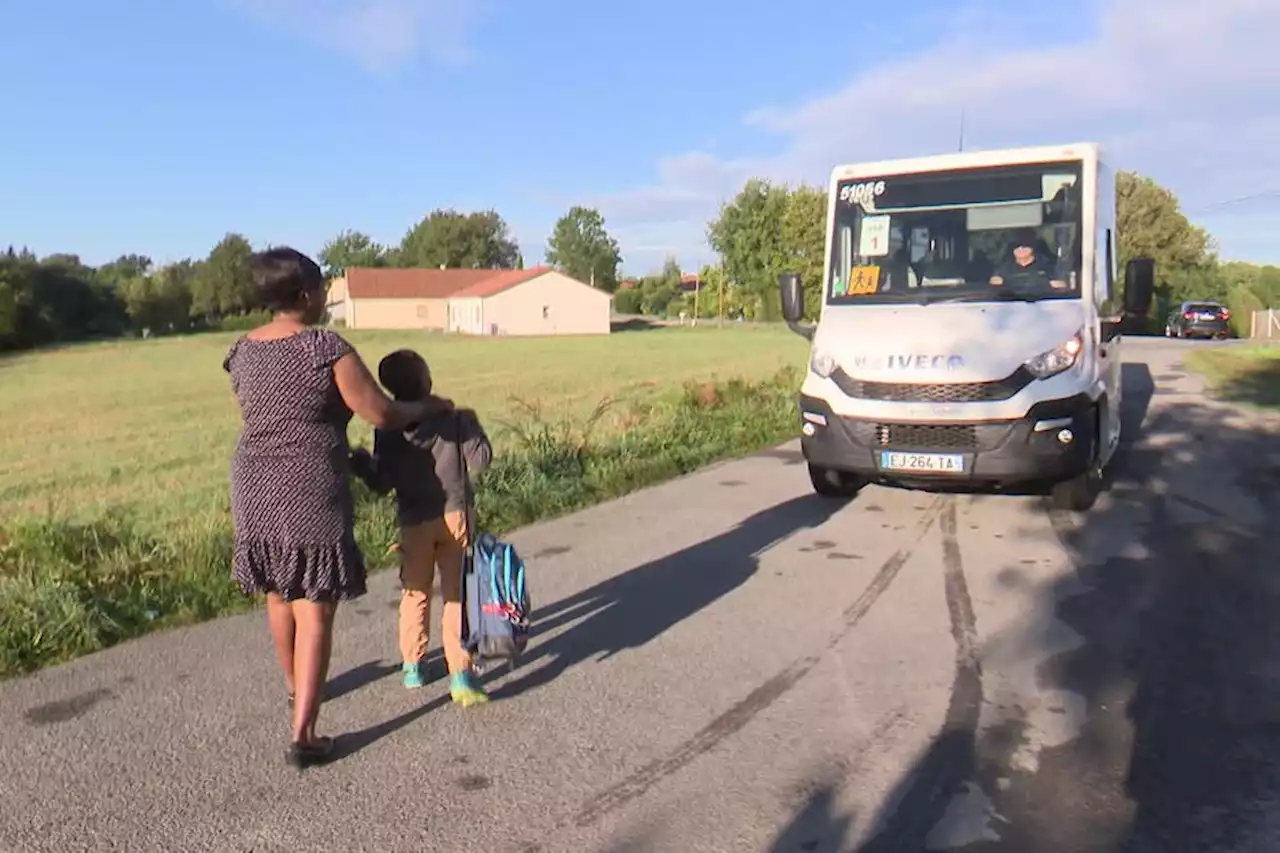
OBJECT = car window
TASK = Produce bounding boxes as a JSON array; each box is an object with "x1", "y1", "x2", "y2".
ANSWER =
[{"x1": 1187, "y1": 303, "x2": 1221, "y2": 312}]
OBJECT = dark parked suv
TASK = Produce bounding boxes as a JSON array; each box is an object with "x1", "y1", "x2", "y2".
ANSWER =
[{"x1": 1165, "y1": 301, "x2": 1231, "y2": 339}]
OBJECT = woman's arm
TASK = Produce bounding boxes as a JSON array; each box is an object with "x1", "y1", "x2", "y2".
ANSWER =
[
  {"x1": 333, "y1": 351, "x2": 438, "y2": 429},
  {"x1": 349, "y1": 432, "x2": 394, "y2": 494}
]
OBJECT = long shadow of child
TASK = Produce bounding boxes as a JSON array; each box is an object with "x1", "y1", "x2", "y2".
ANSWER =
[{"x1": 491, "y1": 493, "x2": 845, "y2": 700}]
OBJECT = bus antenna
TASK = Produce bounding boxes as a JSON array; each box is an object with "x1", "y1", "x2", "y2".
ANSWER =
[{"x1": 957, "y1": 108, "x2": 966, "y2": 152}]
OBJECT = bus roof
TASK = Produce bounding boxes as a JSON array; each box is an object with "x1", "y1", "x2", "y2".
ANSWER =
[{"x1": 829, "y1": 142, "x2": 1100, "y2": 183}]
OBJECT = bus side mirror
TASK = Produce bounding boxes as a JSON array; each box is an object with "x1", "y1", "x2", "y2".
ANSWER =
[
  {"x1": 1123, "y1": 258, "x2": 1154, "y2": 318},
  {"x1": 779, "y1": 271, "x2": 815, "y2": 340},
  {"x1": 780, "y1": 271, "x2": 804, "y2": 323}
]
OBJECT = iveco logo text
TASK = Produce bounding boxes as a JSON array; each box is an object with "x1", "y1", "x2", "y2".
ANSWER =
[
  {"x1": 851, "y1": 354, "x2": 964, "y2": 370},
  {"x1": 839, "y1": 180, "x2": 885, "y2": 206}
]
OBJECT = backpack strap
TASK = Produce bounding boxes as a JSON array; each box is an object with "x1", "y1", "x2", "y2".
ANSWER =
[
  {"x1": 454, "y1": 409, "x2": 474, "y2": 564},
  {"x1": 502, "y1": 545, "x2": 513, "y2": 608}
]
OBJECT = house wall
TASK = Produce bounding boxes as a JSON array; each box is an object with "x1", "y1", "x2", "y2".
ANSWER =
[
  {"x1": 325, "y1": 277, "x2": 349, "y2": 324},
  {"x1": 447, "y1": 297, "x2": 485, "y2": 334},
  {"x1": 481, "y1": 271, "x2": 612, "y2": 336},
  {"x1": 327, "y1": 276, "x2": 348, "y2": 303},
  {"x1": 349, "y1": 297, "x2": 447, "y2": 330}
]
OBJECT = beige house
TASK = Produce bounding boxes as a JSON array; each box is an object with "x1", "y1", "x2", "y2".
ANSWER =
[{"x1": 327, "y1": 266, "x2": 611, "y2": 335}]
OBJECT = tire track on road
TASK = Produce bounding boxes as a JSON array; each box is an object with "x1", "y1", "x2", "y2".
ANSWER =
[
  {"x1": 858, "y1": 498, "x2": 982, "y2": 852},
  {"x1": 567, "y1": 495, "x2": 948, "y2": 831}
]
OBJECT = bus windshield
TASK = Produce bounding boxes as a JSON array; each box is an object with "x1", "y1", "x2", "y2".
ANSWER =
[{"x1": 827, "y1": 160, "x2": 1084, "y2": 305}]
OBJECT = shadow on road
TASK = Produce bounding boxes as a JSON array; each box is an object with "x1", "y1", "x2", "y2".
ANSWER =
[
  {"x1": 329, "y1": 495, "x2": 842, "y2": 764},
  {"x1": 490, "y1": 494, "x2": 845, "y2": 701},
  {"x1": 331, "y1": 672, "x2": 456, "y2": 763},
  {"x1": 855, "y1": 359, "x2": 1280, "y2": 850},
  {"x1": 765, "y1": 778, "x2": 859, "y2": 852},
  {"x1": 325, "y1": 659, "x2": 403, "y2": 702}
]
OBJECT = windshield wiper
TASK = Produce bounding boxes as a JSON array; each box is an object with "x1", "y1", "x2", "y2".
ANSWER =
[
  {"x1": 852, "y1": 292, "x2": 933, "y2": 305},
  {"x1": 925, "y1": 289, "x2": 1043, "y2": 304}
]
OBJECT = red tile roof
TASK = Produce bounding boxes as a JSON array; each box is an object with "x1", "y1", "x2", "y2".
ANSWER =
[
  {"x1": 345, "y1": 266, "x2": 552, "y2": 299},
  {"x1": 450, "y1": 266, "x2": 552, "y2": 298}
]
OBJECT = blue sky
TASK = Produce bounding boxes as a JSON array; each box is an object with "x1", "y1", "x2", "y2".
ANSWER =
[{"x1": 2, "y1": 0, "x2": 1278, "y2": 276}]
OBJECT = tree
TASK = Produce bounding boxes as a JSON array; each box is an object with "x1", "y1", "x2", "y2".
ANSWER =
[
  {"x1": 612, "y1": 286, "x2": 642, "y2": 314},
  {"x1": 632, "y1": 256, "x2": 681, "y2": 317},
  {"x1": 706, "y1": 179, "x2": 824, "y2": 320},
  {"x1": 544, "y1": 205, "x2": 623, "y2": 291},
  {"x1": 191, "y1": 233, "x2": 255, "y2": 317},
  {"x1": 0, "y1": 268, "x2": 22, "y2": 344},
  {"x1": 96, "y1": 254, "x2": 153, "y2": 289},
  {"x1": 0, "y1": 253, "x2": 125, "y2": 348},
  {"x1": 397, "y1": 209, "x2": 519, "y2": 269},
  {"x1": 693, "y1": 264, "x2": 728, "y2": 319},
  {"x1": 1116, "y1": 170, "x2": 1223, "y2": 325},
  {"x1": 318, "y1": 230, "x2": 389, "y2": 278},
  {"x1": 1220, "y1": 260, "x2": 1280, "y2": 335},
  {"x1": 780, "y1": 185, "x2": 827, "y2": 319},
  {"x1": 1116, "y1": 171, "x2": 1216, "y2": 273},
  {"x1": 120, "y1": 261, "x2": 197, "y2": 334}
]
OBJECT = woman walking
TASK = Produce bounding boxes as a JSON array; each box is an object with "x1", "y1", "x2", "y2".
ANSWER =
[{"x1": 223, "y1": 247, "x2": 445, "y2": 768}]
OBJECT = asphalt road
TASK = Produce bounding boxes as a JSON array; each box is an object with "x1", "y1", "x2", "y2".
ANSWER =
[{"x1": 2, "y1": 338, "x2": 1278, "y2": 853}]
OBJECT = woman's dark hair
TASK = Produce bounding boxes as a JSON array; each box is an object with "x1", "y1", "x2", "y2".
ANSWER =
[
  {"x1": 250, "y1": 247, "x2": 325, "y2": 312},
  {"x1": 378, "y1": 349, "x2": 430, "y2": 400}
]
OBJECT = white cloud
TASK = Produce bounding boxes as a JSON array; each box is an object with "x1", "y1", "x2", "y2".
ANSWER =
[
  {"x1": 229, "y1": 0, "x2": 481, "y2": 72},
  {"x1": 600, "y1": 0, "x2": 1280, "y2": 271}
]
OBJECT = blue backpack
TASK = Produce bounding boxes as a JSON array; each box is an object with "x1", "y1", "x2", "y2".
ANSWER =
[{"x1": 462, "y1": 531, "x2": 531, "y2": 672}]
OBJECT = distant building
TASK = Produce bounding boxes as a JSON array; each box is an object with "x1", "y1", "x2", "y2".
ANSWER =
[
  {"x1": 326, "y1": 266, "x2": 611, "y2": 336},
  {"x1": 678, "y1": 273, "x2": 703, "y2": 293}
]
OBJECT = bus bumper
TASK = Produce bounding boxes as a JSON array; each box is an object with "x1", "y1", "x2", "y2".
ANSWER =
[{"x1": 798, "y1": 393, "x2": 1097, "y2": 487}]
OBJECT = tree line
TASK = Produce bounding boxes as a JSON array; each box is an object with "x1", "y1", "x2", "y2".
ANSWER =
[
  {"x1": 318, "y1": 205, "x2": 625, "y2": 289},
  {"x1": 3, "y1": 169, "x2": 1276, "y2": 353},
  {"x1": 0, "y1": 205, "x2": 625, "y2": 352}
]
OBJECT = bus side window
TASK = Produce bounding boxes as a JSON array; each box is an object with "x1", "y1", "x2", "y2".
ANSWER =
[
  {"x1": 839, "y1": 224, "x2": 853, "y2": 284},
  {"x1": 1098, "y1": 227, "x2": 1115, "y2": 306},
  {"x1": 1106, "y1": 228, "x2": 1116, "y2": 295}
]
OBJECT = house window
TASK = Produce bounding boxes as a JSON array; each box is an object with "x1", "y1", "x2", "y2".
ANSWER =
[
  {"x1": 416, "y1": 304, "x2": 430, "y2": 318},
  {"x1": 542, "y1": 305, "x2": 550, "y2": 319}
]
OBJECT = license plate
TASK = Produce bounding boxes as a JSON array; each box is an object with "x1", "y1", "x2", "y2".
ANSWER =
[
  {"x1": 879, "y1": 451, "x2": 965, "y2": 473},
  {"x1": 1199, "y1": 313, "x2": 1217, "y2": 321}
]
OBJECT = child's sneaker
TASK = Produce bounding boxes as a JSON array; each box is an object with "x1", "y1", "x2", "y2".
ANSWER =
[
  {"x1": 402, "y1": 661, "x2": 426, "y2": 689},
  {"x1": 449, "y1": 670, "x2": 489, "y2": 707}
]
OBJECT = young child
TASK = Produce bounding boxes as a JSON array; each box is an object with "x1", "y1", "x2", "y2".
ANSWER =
[{"x1": 349, "y1": 349, "x2": 493, "y2": 706}]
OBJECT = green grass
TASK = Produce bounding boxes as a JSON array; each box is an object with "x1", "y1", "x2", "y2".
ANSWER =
[
  {"x1": 0, "y1": 325, "x2": 809, "y2": 678},
  {"x1": 1183, "y1": 344, "x2": 1280, "y2": 411}
]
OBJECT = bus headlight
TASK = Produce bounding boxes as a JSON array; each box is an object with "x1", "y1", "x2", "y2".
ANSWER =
[
  {"x1": 809, "y1": 346, "x2": 837, "y2": 378},
  {"x1": 1024, "y1": 330, "x2": 1083, "y2": 379}
]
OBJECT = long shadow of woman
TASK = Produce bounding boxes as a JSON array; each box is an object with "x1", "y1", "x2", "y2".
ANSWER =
[{"x1": 490, "y1": 493, "x2": 846, "y2": 700}]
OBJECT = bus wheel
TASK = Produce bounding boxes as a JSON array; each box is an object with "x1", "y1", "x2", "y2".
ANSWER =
[
  {"x1": 808, "y1": 464, "x2": 866, "y2": 498},
  {"x1": 1051, "y1": 415, "x2": 1102, "y2": 512}
]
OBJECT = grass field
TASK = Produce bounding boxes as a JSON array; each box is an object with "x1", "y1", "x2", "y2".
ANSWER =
[
  {"x1": 0, "y1": 324, "x2": 809, "y2": 676},
  {"x1": 0, "y1": 325, "x2": 807, "y2": 526},
  {"x1": 1183, "y1": 343, "x2": 1280, "y2": 411}
]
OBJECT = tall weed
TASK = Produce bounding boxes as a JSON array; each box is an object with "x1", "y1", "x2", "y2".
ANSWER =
[{"x1": 0, "y1": 367, "x2": 800, "y2": 678}]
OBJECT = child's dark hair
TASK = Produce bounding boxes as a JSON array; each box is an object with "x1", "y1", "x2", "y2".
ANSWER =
[
  {"x1": 378, "y1": 349, "x2": 430, "y2": 400},
  {"x1": 250, "y1": 247, "x2": 325, "y2": 312}
]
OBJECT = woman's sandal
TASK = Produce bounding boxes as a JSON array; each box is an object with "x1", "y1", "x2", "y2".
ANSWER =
[{"x1": 286, "y1": 736, "x2": 335, "y2": 769}]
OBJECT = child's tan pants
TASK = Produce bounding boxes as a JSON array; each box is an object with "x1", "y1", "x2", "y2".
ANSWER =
[{"x1": 397, "y1": 511, "x2": 471, "y2": 674}]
